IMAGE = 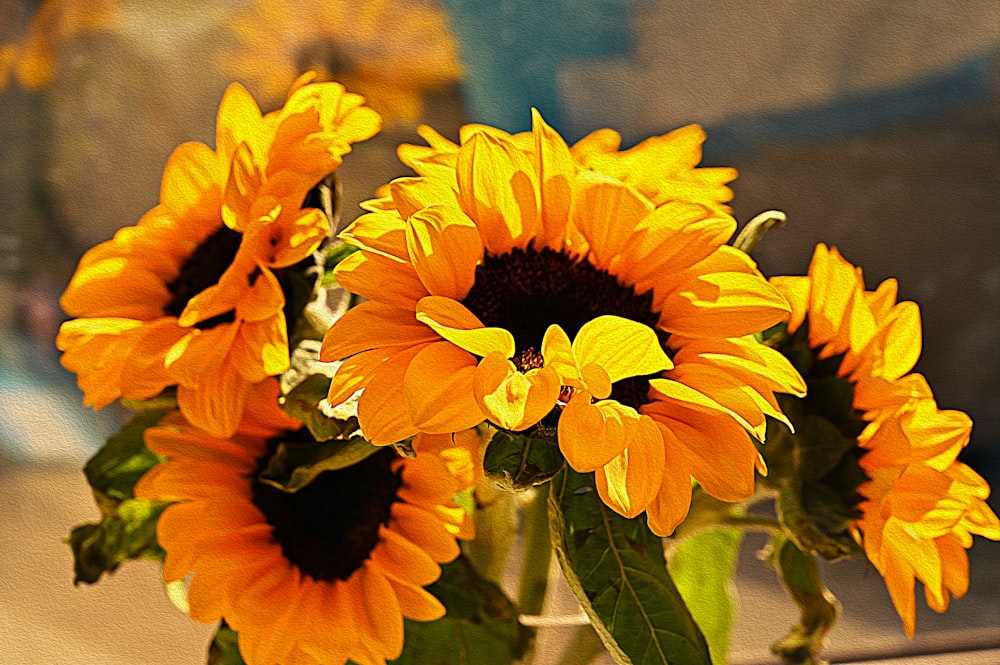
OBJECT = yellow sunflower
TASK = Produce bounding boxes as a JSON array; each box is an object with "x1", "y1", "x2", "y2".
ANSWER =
[
  {"x1": 57, "y1": 75, "x2": 380, "y2": 437},
  {"x1": 320, "y1": 110, "x2": 804, "y2": 535},
  {"x1": 856, "y1": 398, "x2": 1000, "y2": 637},
  {"x1": 134, "y1": 379, "x2": 474, "y2": 665},
  {"x1": 1, "y1": 0, "x2": 121, "y2": 91},
  {"x1": 219, "y1": 0, "x2": 463, "y2": 125},
  {"x1": 769, "y1": 243, "x2": 1000, "y2": 636}
]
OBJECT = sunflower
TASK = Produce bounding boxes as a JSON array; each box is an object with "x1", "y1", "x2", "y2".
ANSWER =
[
  {"x1": 0, "y1": 0, "x2": 121, "y2": 91},
  {"x1": 134, "y1": 379, "x2": 474, "y2": 665},
  {"x1": 219, "y1": 0, "x2": 463, "y2": 125},
  {"x1": 768, "y1": 243, "x2": 1000, "y2": 636},
  {"x1": 320, "y1": 110, "x2": 805, "y2": 535},
  {"x1": 57, "y1": 75, "x2": 380, "y2": 437}
]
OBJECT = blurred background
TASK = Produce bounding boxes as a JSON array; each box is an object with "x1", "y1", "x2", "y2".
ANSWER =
[{"x1": 1, "y1": 1, "x2": 998, "y2": 663}]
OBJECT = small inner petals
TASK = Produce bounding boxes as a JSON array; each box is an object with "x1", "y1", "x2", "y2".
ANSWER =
[
  {"x1": 540, "y1": 324, "x2": 581, "y2": 385},
  {"x1": 558, "y1": 393, "x2": 633, "y2": 472},
  {"x1": 572, "y1": 315, "x2": 672, "y2": 383},
  {"x1": 416, "y1": 296, "x2": 515, "y2": 358},
  {"x1": 473, "y1": 353, "x2": 559, "y2": 431}
]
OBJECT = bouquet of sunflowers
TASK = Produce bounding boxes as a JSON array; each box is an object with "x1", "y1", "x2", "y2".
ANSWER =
[{"x1": 58, "y1": 76, "x2": 998, "y2": 665}]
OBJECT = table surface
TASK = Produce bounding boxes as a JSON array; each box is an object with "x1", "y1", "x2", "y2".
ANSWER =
[{"x1": 1, "y1": 462, "x2": 997, "y2": 665}]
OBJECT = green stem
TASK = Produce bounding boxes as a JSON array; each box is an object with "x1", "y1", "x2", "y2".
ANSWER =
[
  {"x1": 554, "y1": 624, "x2": 606, "y2": 665},
  {"x1": 518, "y1": 483, "x2": 552, "y2": 617}
]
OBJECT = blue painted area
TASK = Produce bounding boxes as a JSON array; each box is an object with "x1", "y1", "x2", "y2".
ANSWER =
[
  {"x1": 442, "y1": 2, "x2": 995, "y2": 157},
  {"x1": 701, "y1": 52, "x2": 998, "y2": 162},
  {"x1": 441, "y1": 0, "x2": 633, "y2": 133}
]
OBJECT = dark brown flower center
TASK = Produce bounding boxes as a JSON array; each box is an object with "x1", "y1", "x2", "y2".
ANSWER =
[
  {"x1": 461, "y1": 247, "x2": 667, "y2": 410},
  {"x1": 163, "y1": 225, "x2": 241, "y2": 329},
  {"x1": 252, "y1": 442, "x2": 403, "y2": 582}
]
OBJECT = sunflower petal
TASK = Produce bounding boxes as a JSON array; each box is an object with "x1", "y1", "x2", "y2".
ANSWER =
[
  {"x1": 415, "y1": 296, "x2": 514, "y2": 358},
  {"x1": 406, "y1": 204, "x2": 484, "y2": 299}
]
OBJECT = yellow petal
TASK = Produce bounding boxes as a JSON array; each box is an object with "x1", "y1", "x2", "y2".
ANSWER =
[
  {"x1": 540, "y1": 324, "x2": 581, "y2": 385},
  {"x1": 232, "y1": 315, "x2": 290, "y2": 382},
  {"x1": 340, "y1": 211, "x2": 409, "y2": 262},
  {"x1": 531, "y1": 108, "x2": 574, "y2": 251},
  {"x1": 415, "y1": 296, "x2": 515, "y2": 358},
  {"x1": 456, "y1": 131, "x2": 538, "y2": 254},
  {"x1": 594, "y1": 416, "x2": 664, "y2": 518},
  {"x1": 572, "y1": 315, "x2": 672, "y2": 383},
  {"x1": 336, "y1": 249, "x2": 428, "y2": 308},
  {"x1": 390, "y1": 175, "x2": 458, "y2": 220},
  {"x1": 473, "y1": 352, "x2": 559, "y2": 430},
  {"x1": 403, "y1": 342, "x2": 485, "y2": 433},
  {"x1": 406, "y1": 204, "x2": 484, "y2": 299},
  {"x1": 659, "y1": 271, "x2": 791, "y2": 339},
  {"x1": 569, "y1": 171, "x2": 653, "y2": 267}
]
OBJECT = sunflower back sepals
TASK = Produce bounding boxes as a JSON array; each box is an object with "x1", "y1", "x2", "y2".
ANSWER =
[
  {"x1": 482, "y1": 429, "x2": 564, "y2": 491},
  {"x1": 68, "y1": 409, "x2": 171, "y2": 585},
  {"x1": 549, "y1": 467, "x2": 713, "y2": 665},
  {"x1": 767, "y1": 535, "x2": 841, "y2": 665}
]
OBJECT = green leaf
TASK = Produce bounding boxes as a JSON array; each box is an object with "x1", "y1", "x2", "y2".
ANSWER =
[
  {"x1": 84, "y1": 409, "x2": 168, "y2": 501},
  {"x1": 280, "y1": 373, "x2": 361, "y2": 442},
  {"x1": 482, "y1": 430, "x2": 564, "y2": 491},
  {"x1": 67, "y1": 498, "x2": 169, "y2": 585},
  {"x1": 208, "y1": 624, "x2": 247, "y2": 665},
  {"x1": 259, "y1": 436, "x2": 380, "y2": 492},
  {"x1": 549, "y1": 468, "x2": 712, "y2": 665},
  {"x1": 668, "y1": 529, "x2": 742, "y2": 665},
  {"x1": 387, "y1": 556, "x2": 530, "y2": 665}
]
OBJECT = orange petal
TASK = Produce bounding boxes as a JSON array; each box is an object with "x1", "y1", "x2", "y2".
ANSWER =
[
  {"x1": 532, "y1": 108, "x2": 575, "y2": 251},
  {"x1": 569, "y1": 171, "x2": 652, "y2": 267},
  {"x1": 321, "y1": 301, "x2": 439, "y2": 360},
  {"x1": 403, "y1": 341, "x2": 485, "y2": 433},
  {"x1": 594, "y1": 415, "x2": 665, "y2": 518},
  {"x1": 357, "y1": 344, "x2": 427, "y2": 444},
  {"x1": 558, "y1": 394, "x2": 634, "y2": 472}
]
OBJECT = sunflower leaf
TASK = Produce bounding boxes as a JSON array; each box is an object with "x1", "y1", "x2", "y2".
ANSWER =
[
  {"x1": 83, "y1": 408, "x2": 168, "y2": 502},
  {"x1": 386, "y1": 556, "x2": 531, "y2": 665},
  {"x1": 207, "y1": 624, "x2": 247, "y2": 665},
  {"x1": 668, "y1": 528, "x2": 742, "y2": 665},
  {"x1": 259, "y1": 436, "x2": 380, "y2": 493},
  {"x1": 483, "y1": 430, "x2": 564, "y2": 491},
  {"x1": 67, "y1": 498, "x2": 169, "y2": 585},
  {"x1": 549, "y1": 467, "x2": 712, "y2": 665}
]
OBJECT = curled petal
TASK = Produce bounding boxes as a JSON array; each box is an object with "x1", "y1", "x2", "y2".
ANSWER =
[{"x1": 473, "y1": 352, "x2": 559, "y2": 430}]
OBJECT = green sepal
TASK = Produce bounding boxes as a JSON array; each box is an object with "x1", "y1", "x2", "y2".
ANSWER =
[
  {"x1": 119, "y1": 388, "x2": 178, "y2": 412},
  {"x1": 768, "y1": 535, "x2": 841, "y2": 665},
  {"x1": 385, "y1": 555, "x2": 531, "y2": 665},
  {"x1": 483, "y1": 430, "x2": 564, "y2": 491},
  {"x1": 258, "y1": 436, "x2": 381, "y2": 493},
  {"x1": 67, "y1": 498, "x2": 169, "y2": 585},
  {"x1": 549, "y1": 467, "x2": 712, "y2": 665},
  {"x1": 322, "y1": 242, "x2": 359, "y2": 287},
  {"x1": 668, "y1": 528, "x2": 742, "y2": 665},
  {"x1": 208, "y1": 623, "x2": 247, "y2": 665}
]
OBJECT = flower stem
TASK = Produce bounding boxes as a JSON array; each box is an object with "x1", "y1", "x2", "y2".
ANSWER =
[{"x1": 518, "y1": 483, "x2": 552, "y2": 617}]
